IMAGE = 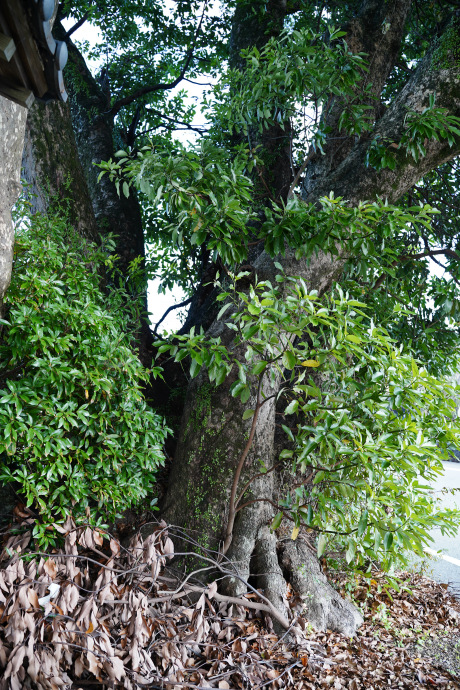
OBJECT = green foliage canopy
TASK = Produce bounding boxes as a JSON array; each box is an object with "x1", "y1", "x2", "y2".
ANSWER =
[{"x1": 57, "y1": 0, "x2": 460, "y2": 573}]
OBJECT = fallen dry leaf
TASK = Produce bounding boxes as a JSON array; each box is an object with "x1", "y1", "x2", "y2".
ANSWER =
[{"x1": 43, "y1": 559, "x2": 57, "y2": 579}]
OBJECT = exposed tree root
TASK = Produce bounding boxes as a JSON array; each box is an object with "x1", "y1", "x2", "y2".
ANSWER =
[
  {"x1": 220, "y1": 517, "x2": 363, "y2": 637},
  {"x1": 252, "y1": 526, "x2": 291, "y2": 635},
  {"x1": 279, "y1": 537, "x2": 363, "y2": 636}
]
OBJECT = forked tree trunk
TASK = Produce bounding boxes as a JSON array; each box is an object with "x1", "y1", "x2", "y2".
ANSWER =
[
  {"x1": 162, "y1": 0, "x2": 460, "y2": 635},
  {"x1": 162, "y1": 247, "x2": 362, "y2": 635}
]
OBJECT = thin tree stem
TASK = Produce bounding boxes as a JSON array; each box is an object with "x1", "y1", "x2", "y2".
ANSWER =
[{"x1": 222, "y1": 377, "x2": 263, "y2": 555}]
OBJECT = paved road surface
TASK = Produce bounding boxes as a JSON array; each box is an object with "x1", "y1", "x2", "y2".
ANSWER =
[{"x1": 423, "y1": 461, "x2": 460, "y2": 594}]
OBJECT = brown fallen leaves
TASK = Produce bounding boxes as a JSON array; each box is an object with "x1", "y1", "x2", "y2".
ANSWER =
[{"x1": 0, "y1": 520, "x2": 459, "y2": 690}]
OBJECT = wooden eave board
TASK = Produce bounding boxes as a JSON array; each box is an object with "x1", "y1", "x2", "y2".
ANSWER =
[
  {"x1": 0, "y1": 32, "x2": 15, "y2": 62},
  {"x1": 0, "y1": 9, "x2": 31, "y2": 91},
  {"x1": 0, "y1": 0, "x2": 47, "y2": 98}
]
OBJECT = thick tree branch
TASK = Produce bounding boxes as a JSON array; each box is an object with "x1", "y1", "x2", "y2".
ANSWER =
[
  {"x1": 306, "y1": 19, "x2": 460, "y2": 206},
  {"x1": 145, "y1": 107, "x2": 206, "y2": 135},
  {"x1": 65, "y1": 13, "x2": 89, "y2": 38},
  {"x1": 303, "y1": 0, "x2": 413, "y2": 198},
  {"x1": 153, "y1": 296, "x2": 193, "y2": 335},
  {"x1": 401, "y1": 248, "x2": 460, "y2": 262},
  {"x1": 373, "y1": 248, "x2": 460, "y2": 289}
]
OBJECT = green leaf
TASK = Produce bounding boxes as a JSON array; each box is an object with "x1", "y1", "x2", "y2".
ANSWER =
[
  {"x1": 317, "y1": 534, "x2": 327, "y2": 558},
  {"x1": 231, "y1": 381, "x2": 246, "y2": 397},
  {"x1": 240, "y1": 386, "x2": 251, "y2": 404},
  {"x1": 190, "y1": 358, "x2": 200, "y2": 379},
  {"x1": 282, "y1": 350, "x2": 296, "y2": 370},
  {"x1": 217, "y1": 302, "x2": 232, "y2": 320},
  {"x1": 313, "y1": 470, "x2": 325, "y2": 484},
  {"x1": 284, "y1": 399, "x2": 299, "y2": 415},
  {"x1": 345, "y1": 541, "x2": 356, "y2": 564},
  {"x1": 271, "y1": 511, "x2": 283, "y2": 531},
  {"x1": 383, "y1": 532, "x2": 394, "y2": 551},
  {"x1": 242, "y1": 408, "x2": 255, "y2": 420},
  {"x1": 357, "y1": 510, "x2": 368, "y2": 537},
  {"x1": 252, "y1": 361, "x2": 267, "y2": 376},
  {"x1": 215, "y1": 366, "x2": 228, "y2": 386},
  {"x1": 346, "y1": 334, "x2": 361, "y2": 344}
]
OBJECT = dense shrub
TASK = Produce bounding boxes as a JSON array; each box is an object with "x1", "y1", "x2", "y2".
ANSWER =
[{"x1": 0, "y1": 208, "x2": 169, "y2": 545}]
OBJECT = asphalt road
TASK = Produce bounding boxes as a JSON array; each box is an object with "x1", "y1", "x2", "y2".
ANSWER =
[{"x1": 422, "y1": 460, "x2": 460, "y2": 595}]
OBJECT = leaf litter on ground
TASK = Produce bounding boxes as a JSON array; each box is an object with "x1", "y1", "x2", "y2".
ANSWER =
[{"x1": 0, "y1": 519, "x2": 459, "y2": 689}]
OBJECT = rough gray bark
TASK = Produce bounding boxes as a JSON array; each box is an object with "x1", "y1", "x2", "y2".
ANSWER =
[
  {"x1": 163, "y1": 1, "x2": 460, "y2": 636},
  {"x1": 252, "y1": 527, "x2": 291, "y2": 633},
  {"x1": 162, "y1": 328, "x2": 277, "y2": 554},
  {"x1": 303, "y1": 0, "x2": 413, "y2": 196},
  {"x1": 162, "y1": 245, "x2": 360, "y2": 633},
  {"x1": 60, "y1": 25, "x2": 153, "y2": 364},
  {"x1": 20, "y1": 24, "x2": 153, "y2": 365},
  {"x1": 0, "y1": 96, "x2": 27, "y2": 313},
  {"x1": 306, "y1": 47, "x2": 460, "y2": 205},
  {"x1": 21, "y1": 99, "x2": 99, "y2": 243},
  {"x1": 280, "y1": 538, "x2": 364, "y2": 635},
  {"x1": 61, "y1": 25, "x2": 146, "y2": 282}
]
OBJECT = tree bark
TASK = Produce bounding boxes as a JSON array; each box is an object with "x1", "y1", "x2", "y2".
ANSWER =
[
  {"x1": 63, "y1": 35, "x2": 147, "y2": 282},
  {"x1": 64, "y1": 31, "x2": 153, "y2": 363},
  {"x1": 162, "y1": 2, "x2": 460, "y2": 635},
  {"x1": 302, "y1": 0, "x2": 413, "y2": 197},
  {"x1": 0, "y1": 96, "x2": 27, "y2": 312},
  {"x1": 21, "y1": 100, "x2": 99, "y2": 243}
]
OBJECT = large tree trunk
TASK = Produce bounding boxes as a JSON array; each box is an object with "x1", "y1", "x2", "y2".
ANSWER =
[
  {"x1": 62, "y1": 26, "x2": 146, "y2": 282},
  {"x1": 162, "y1": 0, "x2": 460, "y2": 635},
  {"x1": 64, "y1": 33, "x2": 153, "y2": 365}
]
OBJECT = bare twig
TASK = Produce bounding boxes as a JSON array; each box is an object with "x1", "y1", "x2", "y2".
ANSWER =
[
  {"x1": 153, "y1": 296, "x2": 193, "y2": 335},
  {"x1": 373, "y1": 247, "x2": 459, "y2": 290},
  {"x1": 145, "y1": 106, "x2": 207, "y2": 134},
  {"x1": 65, "y1": 13, "x2": 89, "y2": 38},
  {"x1": 235, "y1": 496, "x2": 284, "y2": 514},
  {"x1": 235, "y1": 461, "x2": 283, "y2": 507},
  {"x1": 171, "y1": 550, "x2": 291, "y2": 630},
  {"x1": 287, "y1": 147, "x2": 315, "y2": 200}
]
